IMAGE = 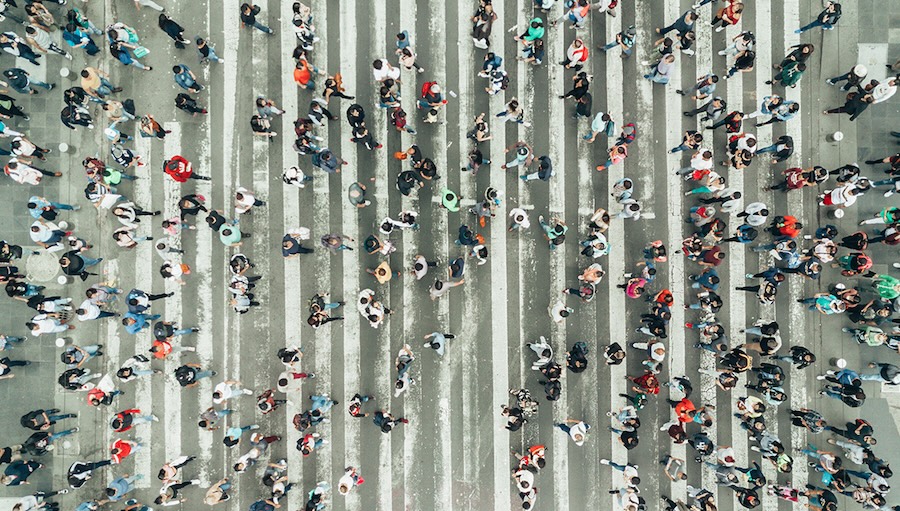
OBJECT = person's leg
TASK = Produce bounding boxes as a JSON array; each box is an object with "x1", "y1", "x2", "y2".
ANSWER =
[
  {"x1": 858, "y1": 373, "x2": 886, "y2": 382},
  {"x1": 556, "y1": 423, "x2": 572, "y2": 434},
  {"x1": 48, "y1": 428, "x2": 78, "y2": 442},
  {"x1": 194, "y1": 370, "x2": 214, "y2": 380},
  {"x1": 796, "y1": 19, "x2": 825, "y2": 33},
  {"x1": 252, "y1": 20, "x2": 274, "y2": 34}
]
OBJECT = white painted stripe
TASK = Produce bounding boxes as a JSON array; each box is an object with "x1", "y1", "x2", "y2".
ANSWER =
[
  {"x1": 248, "y1": 0, "x2": 274, "y2": 488},
  {"x1": 337, "y1": 1, "x2": 362, "y2": 509},
  {"x1": 420, "y1": 1, "x2": 450, "y2": 509},
  {"x1": 308, "y1": 0, "x2": 333, "y2": 493},
  {"x1": 162, "y1": 122, "x2": 183, "y2": 463},
  {"x1": 752, "y1": 3, "x2": 780, "y2": 510},
  {"x1": 783, "y1": 0, "x2": 809, "y2": 491},
  {"x1": 278, "y1": 2, "x2": 305, "y2": 509},
  {"x1": 221, "y1": 0, "x2": 242, "y2": 479},
  {"x1": 661, "y1": 0, "x2": 689, "y2": 500},
  {"x1": 688, "y1": 12, "x2": 720, "y2": 496},
  {"x1": 133, "y1": 130, "x2": 154, "y2": 488},
  {"x1": 723, "y1": 19, "x2": 750, "y2": 511},
  {"x1": 193, "y1": 0, "x2": 215, "y2": 488},
  {"x1": 546, "y1": 7, "x2": 569, "y2": 511}
]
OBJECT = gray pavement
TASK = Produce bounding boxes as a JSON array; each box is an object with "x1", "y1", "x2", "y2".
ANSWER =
[{"x1": 0, "y1": 0, "x2": 899, "y2": 511}]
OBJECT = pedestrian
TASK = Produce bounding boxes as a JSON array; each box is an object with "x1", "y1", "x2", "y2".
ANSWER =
[
  {"x1": 240, "y1": 3, "x2": 274, "y2": 34},
  {"x1": 796, "y1": 1, "x2": 842, "y2": 33}
]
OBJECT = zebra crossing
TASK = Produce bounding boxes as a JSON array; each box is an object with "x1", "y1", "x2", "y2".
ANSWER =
[{"x1": 10, "y1": 0, "x2": 884, "y2": 509}]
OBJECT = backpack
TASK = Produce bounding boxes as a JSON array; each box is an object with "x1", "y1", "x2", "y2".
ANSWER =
[
  {"x1": 420, "y1": 81, "x2": 436, "y2": 98},
  {"x1": 499, "y1": 73, "x2": 510, "y2": 90},
  {"x1": 174, "y1": 365, "x2": 194, "y2": 384}
]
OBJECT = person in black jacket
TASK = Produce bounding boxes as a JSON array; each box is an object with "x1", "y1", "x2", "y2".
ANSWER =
[{"x1": 823, "y1": 92, "x2": 874, "y2": 122}]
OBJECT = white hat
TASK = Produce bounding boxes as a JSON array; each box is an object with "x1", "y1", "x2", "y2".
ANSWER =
[{"x1": 852, "y1": 64, "x2": 868, "y2": 77}]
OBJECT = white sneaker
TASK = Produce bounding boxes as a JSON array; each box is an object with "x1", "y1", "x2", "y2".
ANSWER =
[
  {"x1": 250, "y1": 424, "x2": 260, "y2": 430},
  {"x1": 715, "y1": 26, "x2": 725, "y2": 32},
  {"x1": 151, "y1": 415, "x2": 159, "y2": 422},
  {"x1": 600, "y1": 458, "x2": 610, "y2": 465},
  {"x1": 243, "y1": 389, "x2": 254, "y2": 395}
]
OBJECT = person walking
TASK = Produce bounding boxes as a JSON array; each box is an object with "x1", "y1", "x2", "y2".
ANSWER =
[
  {"x1": 240, "y1": 4, "x2": 274, "y2": 34},
  {"x1": 796, "y1": 1, "x2": 842, "y2": 33}
]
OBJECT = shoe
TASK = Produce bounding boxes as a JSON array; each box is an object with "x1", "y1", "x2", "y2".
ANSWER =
[
  {"x1": 243, "y1": 389, "x2": 254, "y2": 395},
  {"x1": 46, "y1": 445, "x2": 55, "y2": 451},
  {"x1": 48, "y1": 83, "x2": 55, "y2": 90},
  {"x1": 715, "y1": 26, "x2": 725, "y2": 32},
  {"x1": 250, "y1": 424, "x2": 260, "y2": 430},
  {"x1": 71, "y1": 427, "x2": 79, "y2": 433},
  {"x1": 600, "y1": 458, "x2": 610, "y2": 465},
  {"x1": 191, "y1": 327, "x2": 200, "y2": 332},
  {"x1": 211, "y1": 371, "x2": 218, "y2": 376}
]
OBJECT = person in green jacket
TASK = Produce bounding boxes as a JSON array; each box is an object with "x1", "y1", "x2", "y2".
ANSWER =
[
  {"x1": 219, "y1": 223, "x2": 247, "y2": 247},
  {"x1": 440, "y1": 188, "x2": 460, "y2": 212},
  {"x1": 514, "y1": 18, "x2": 544, "y2": 45},
  {"x1": 766, "y1": 61, "x2": 806, "y2": 88},
  {"x1": 843, "y1": 326, "x2": 887, "y2": 347},
  {"x1": 860, "y1": 207, "x2": 900, "y2": 225},
  {"x1": 872, "y1": 274, "x2": 900, "y2": 300}
]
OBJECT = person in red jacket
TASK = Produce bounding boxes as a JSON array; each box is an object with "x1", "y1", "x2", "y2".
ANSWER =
[
  {"x1": 110, "y1": 438, "x2": 141, "y2": 464},
  {"x1": 110, "y1": 409, "x2": 158, "y2": 432},
  {"x1": 627, "y1": 371, "x2": 660, "y2": 395},
  {"x1": 766, "y1": 215, "x2": 803, "y2": 238},
  {"x1": 163, "y1": 155, "x2": 210, "y2": 182},
  {"x1": 668, "y1": 397, "x2": 696, "y2": 422}
]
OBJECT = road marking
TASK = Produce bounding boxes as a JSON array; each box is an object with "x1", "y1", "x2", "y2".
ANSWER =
[
  {"x1": 163, "y1": 121, "x2": 184, "y2": 463},
  {"x1": 277, "y1": 1, "x2": 305, "y2": 508}
]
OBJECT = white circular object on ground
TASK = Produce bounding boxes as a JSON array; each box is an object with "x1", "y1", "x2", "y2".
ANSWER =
[
  {"x1": 836, "y1": 358, "x2": 847, "y2": 369},
  {"x1": 59, "y1": 67, "x2": 70, "y2": 78},
  {"x1": 832, "y1": 209, "x2": 845, "y2": 219},
  {"x1": 58, "y1": 221, "x2": 68, "y2": 229},
  {"x1": 56, "y1": 275, "x2": 68, "y2": 285},
  {"x1": 55, "y1": 338, "x2": 65, "y2": 347},
  {"x1": 26, "y1": 251, "x2": 60, "y2": 282},
  {"x1": 832, "y1": 131, "x2": 844, "y2": 142},
  {"x1": 58, "y1": 143, "x2": 69, "y2": 153},
  {"x1": 62, "y1": 441, "x2": 71, "y2": 449}
]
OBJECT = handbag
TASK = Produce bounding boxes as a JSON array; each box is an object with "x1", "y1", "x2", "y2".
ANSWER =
[
  {"x1": 604, "y1": 119, "x2": 616, "y2": 137},
  {"x1": 133, "y1": 46, "x2": 149, "y2": 58}
]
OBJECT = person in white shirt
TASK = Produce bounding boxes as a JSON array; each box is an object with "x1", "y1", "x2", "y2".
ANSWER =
[
  {"x1": 337, "y1": 467, "x2": 362, "y2": 495},
  {"x1": 737, "y1": 202, "x2": 769, "y2": 226},
  {"x1": 28, "y1": 220, "x2": 65, "y2": 248},
  {"x1": 112, "y1": 201, "x2": 160, "y2": 228},
  {"x1": 548, "y1": 300, "x2": 573, "y2": 323},
  {"x1": 508, "y1": 207, "x2": 531, "y2": 231},
  {"x1": 600, "y1": 458, "x2": 641, "y2": 487},
  {"x1": 429, "y1": 279, "x2": 464, "y2": 300},
  {"x1": 75, "y1": 299, "x2": 118, "y2": 321},
  {"x1": 616, "y1": 200, "x2": 642, "y2": 220},
  {"x1": 213, "y1": 380, "x2": 253, "y2": 405},
  {"x1": 409, "y1": 255, "x2": 436, "y2": 280},
  {"x1": 5, "y1": 158, "x2": 57, "y2": 185},
  {"x1": 281, "y1": 166, "x2": 311, "y2": 188},
  {"x1": 234, "y1": 187, "x2": 265, "y2": 216},
  {"x1": 27, "y1": 314, "x2": 72, "y2": 336},
  {"x1": 422, "y1": 332, "x2": 455, "y2": 357},
  {"x1": 527, "y1": 336, "x2": 553, "y2": 369},
  {"x1": 556, "y1": 418, "x2": 590, "y2": 446},
  {"x1": 371, "y1": 58, "x2": 400, "y2": 82},
  {"x1": 871, "y1": 76, "x2": 897, "y2": 104},
  {"x1": 513, "y1": 468, "x2": 535, "y2": 493}
]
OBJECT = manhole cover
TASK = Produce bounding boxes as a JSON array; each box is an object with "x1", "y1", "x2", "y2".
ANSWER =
[{"x1": 26, "y1": 251, "x2": 60, "y2": 282}]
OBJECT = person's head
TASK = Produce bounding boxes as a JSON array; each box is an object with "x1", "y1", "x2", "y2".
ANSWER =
[
  {"x1": 797, "y1": 62, "x2": 807, "y2": 72},
  {"x1": 372, "y1": 59, "x2": 383, "y2": 70},
  {"x1": 396, "y1": 32, "x2": 406, "y2": 41},
  {"x1": 105, "y1": 488, "x2": 116, "y2": 497},
  {"x1": 664, "y1": 54, "x2": 675, "y2": 63},
  {"x1": 172, "y1": 65, "x2": 182, "y2": 74}
]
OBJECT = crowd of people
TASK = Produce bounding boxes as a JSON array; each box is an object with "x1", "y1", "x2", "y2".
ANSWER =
[{"x1": 0, "y1": 0, "x2": 899, "y2": 510}]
